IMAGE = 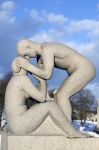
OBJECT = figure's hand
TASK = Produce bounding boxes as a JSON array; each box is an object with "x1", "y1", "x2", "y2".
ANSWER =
[{"x1": 16, "y1": 58, "x2": 30, "y2": 71}]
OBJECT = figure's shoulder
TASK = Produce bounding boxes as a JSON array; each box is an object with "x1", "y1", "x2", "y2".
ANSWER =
[
  {"x1": 42, "y1": 42, "x2": 56, "y2": 47},
  {"x1": 41, "y1": 42, "x2": 57, "y2": 53}
]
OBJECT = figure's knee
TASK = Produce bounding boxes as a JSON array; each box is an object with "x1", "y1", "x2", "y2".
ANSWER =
[
  {"x1": 84, "y1": 60, "x2": 96, "y2": 80},
  {"x1": 89, "y1": 63, "x2": 96, "y2": 79}
]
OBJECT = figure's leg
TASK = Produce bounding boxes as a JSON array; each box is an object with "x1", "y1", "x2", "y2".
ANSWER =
[
  {"x1": 56, "y1": 65, "x2": 95, "y2": 123},
  {"x1": 46, "y1": 101, "x2": 88, "y2": 138},
  {"x1": 15, "y1": 101, "x2": 87, "y2": 137}
]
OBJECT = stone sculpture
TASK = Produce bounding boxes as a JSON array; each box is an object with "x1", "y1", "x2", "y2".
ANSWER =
[
  {"x1": 5, "y1": 56, "x2": 88, "y2": 137},
  {"x1": 16, "y1": 40, "x2": 96, "y2": 122},
  {"x1": 4, "y1": 40, "x2": 95, "y2": 138}
]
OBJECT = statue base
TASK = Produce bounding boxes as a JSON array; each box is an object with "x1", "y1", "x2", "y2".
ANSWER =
[
  {"x1": 1, "y1": 116, "x2": 99, "y2": 150},
  {"x1": 1, "y1": 133, "x2": 99, "y2": 150}
]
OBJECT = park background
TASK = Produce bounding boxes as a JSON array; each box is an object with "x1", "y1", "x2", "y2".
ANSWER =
[{"x1": 0, "y1": 0, "x2": 99, "y2": 137}]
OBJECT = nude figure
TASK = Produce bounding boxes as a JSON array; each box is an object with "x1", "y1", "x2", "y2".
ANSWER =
[
  {"x1": 16, "y1": 40, "x2": 96, "y2": 122},
  {"x1": 4, "y1": 56, "x2": 88, "y2": 137}
]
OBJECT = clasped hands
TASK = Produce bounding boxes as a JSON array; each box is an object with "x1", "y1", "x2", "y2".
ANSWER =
[{"x1": 16, "y1": 56, "x2": 43, "y2": 71}]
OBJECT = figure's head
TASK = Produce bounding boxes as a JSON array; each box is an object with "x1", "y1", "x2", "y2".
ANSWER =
[
  {"x1": 11, "y1": 56, "x2": 27, "y2": 75},
  {"x1": 17, "y1": 39, "x2": 41, "y2": 58}
]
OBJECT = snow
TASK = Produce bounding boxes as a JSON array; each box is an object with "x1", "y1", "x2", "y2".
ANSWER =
[
  {"x1": 81, "y1": 130, "x2": 99, "y2": 137},
  {"x1": 72, "y1": 120, "x2": 99, "y2": 137}
]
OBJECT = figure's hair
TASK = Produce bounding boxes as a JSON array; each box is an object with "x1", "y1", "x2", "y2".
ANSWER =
[{"x1": 11, "y1": 56, "x2": 24, "y2": 73}]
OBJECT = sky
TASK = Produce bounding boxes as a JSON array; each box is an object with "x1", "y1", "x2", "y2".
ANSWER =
[{"x1": 0, "y1": 0, "x2": 99, "y2": 99}]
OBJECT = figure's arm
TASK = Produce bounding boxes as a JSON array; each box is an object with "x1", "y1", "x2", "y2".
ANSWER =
[
  {"x1": 33, "y1": 62, "x2": 44, "y2": 91},
  {"x1": 16, "y1": 49, "x2": 54, "y2": 79},
  {"x1": 22, "y1": 76, "x2": 47, "y2": 103},
  {"x1": 34, "y1": 60, "x2": 44, "y2": 91}
]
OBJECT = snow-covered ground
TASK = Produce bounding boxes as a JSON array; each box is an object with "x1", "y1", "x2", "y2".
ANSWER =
[{"x1": 72, "y1": 120, "x2": 99, "y2": 137}]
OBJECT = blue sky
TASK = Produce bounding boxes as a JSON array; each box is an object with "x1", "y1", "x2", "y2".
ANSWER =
[{"x1": 0, "y1": 0, "x2": 99, "y2": 98}]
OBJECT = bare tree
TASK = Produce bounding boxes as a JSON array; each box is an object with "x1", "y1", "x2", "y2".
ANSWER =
[
  {"x1": 0, "y1": 72, "x2": 13, "y2": 128},
  {"x1": 70, "y1": 89, "x2": 97, "y2": 125},
  {"x1": 0, "y1": 72, "x2": 12, "y2": 108}
]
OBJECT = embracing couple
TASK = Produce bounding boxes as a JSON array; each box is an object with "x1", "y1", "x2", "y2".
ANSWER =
[{"x1": 4, "y1": 39, "x2": 95, "y2": 137}]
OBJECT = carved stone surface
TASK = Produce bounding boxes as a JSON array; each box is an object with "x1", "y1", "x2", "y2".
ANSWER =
[
  {"x1": 4, "y1": 41, "x2": 96, "y2": 138},
  {"x1": 2, "y1": 133, "x2": 99, "y2": 150},
  {"x1": 30, "y1": 116, "x2": 66, "y2": 136}
]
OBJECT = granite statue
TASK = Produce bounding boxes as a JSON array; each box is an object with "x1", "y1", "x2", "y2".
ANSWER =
[
  {"x1": 16, "y1": 40, "x2": 96, "y2": 122},
  {"x1": 4, "y1": 56, "x2": 88, "y2": 137}
]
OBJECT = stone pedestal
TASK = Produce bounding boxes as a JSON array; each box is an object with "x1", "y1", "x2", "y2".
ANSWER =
[
  {"x1": 2, "y1": 134, "x2": 99, "y2": 150},
  {"x1": 1, "y1": 116, "x2": 99, "y2": 150}
]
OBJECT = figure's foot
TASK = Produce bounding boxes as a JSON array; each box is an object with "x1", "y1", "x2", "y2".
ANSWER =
[{"x1": 67, "y1": 130, "x2": 91, "y2": 138}]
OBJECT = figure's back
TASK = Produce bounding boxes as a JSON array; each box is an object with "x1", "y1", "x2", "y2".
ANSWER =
[
  {"x1": 42, "y1": 42, "x2": 80, "y2": 56},
  {"x1": 5, "y1": 75, "x2": 26, "y2": 117}
]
